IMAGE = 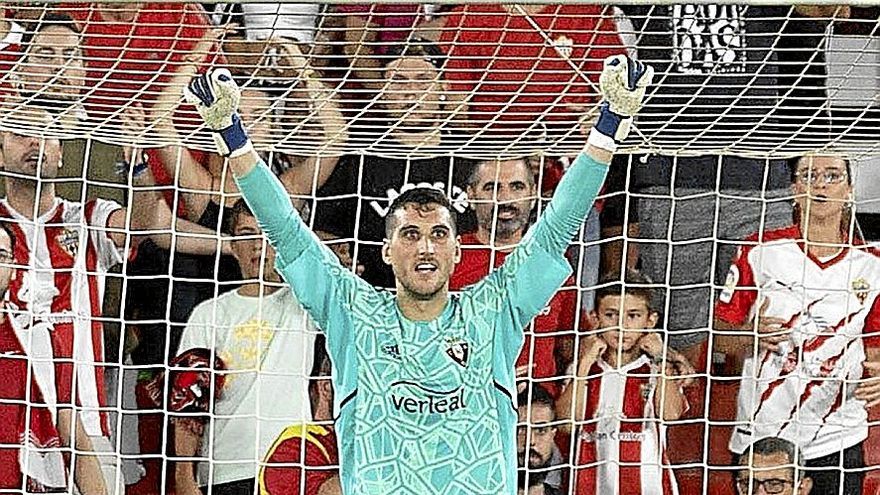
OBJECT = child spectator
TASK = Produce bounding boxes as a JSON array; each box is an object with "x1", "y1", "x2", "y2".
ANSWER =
[{"x1": 558, "y1": 269, "x2": 692, "y2": 495}]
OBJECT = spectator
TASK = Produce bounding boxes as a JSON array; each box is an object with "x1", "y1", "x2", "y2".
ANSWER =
[
  {"x1": 337, "y1": 3, "x2": 439, "y2": 89},
  {"x1": 148, "y1": 37, "x2": 345, "y2": 226},
  {"x1": 206, "y1": 2, "x2": 319, "y2": 43},
  {"x1": 735, "y1": 437, "x2": 813, "y2": 495},
  {"x1": 0, "y1": 105, "x2": 225, "y2": 492},
  {"x1": 122, "y1": 35, "x2": 344, "y2": 367},
  {"x1": 0, "y1": 220, "x2": 95, "y2": 493},
  {"x1": 557, "y1": 269, "x2": 692, "y2": 495},
  {"x1": 260, "y1": 336, "x2": 340, "y2": 495},
  {"x1": 617, "y1": 4, "x2": 843, "y2": 368},
  {"x1": 439, "y1": 4, "x2": 623, "y2": 131},
  {"x1": 205, "y1": 2, "x2": 331, "y2": 83},
  {"x1": 173, "y1": 198, "x2": 356, "y2": 495},
  {"x1": 713, "y1": 153, "x2": 880, "y2": 495},
  {"x1": 517, "y1": 384, "x2": 564, "y2": 495},
  {"x1": 13, "y1": 13, "x2": 86, "y2": 113},
  {"x1": 450, "y1": 157, "x2": 576, "y2": 395},
  {"x1": 58, "y1": 2, "x2": 219, "y2": 120},
  {"x1": 317, "y1": 40, "x2": 472, "y2": 288}
]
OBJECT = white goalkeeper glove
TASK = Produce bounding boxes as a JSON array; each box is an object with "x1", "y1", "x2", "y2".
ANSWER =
[
  {"x1": 183, "y1": 68, "x2": 254, "y2": 158},
  {"x1": 589, "y1": 54, "x2": 654, "y2": 153}
]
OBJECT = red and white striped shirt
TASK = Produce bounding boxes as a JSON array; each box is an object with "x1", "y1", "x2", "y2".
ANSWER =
[
  {"x1": 0, "y1": 197, "x2": 124, "y2": 437},
  {"x1": 574, "y1": 355, "x2": 680, "y2": 495},
  {"x1": 715, "y1": 225, "x2": 880, "y2": 459},
  {"x1": 0, "y1": 310, "x2": 66, "y2": 491}
]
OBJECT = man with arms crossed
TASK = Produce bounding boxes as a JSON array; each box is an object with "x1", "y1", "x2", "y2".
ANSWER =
[{"x1": 183, "y1": 55, "x2": 652, "y2": 494}]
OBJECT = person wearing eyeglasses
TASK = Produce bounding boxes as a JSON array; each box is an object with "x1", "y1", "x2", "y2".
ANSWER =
[
  {"x1": 714, "y1": 154, "x2": 880, "y2": 495},
  {"x1": 735, "y1": 437, "x2": 812, "y2": 495}
]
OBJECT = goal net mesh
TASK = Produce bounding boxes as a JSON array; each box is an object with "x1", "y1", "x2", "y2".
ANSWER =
[{"x1": 0, "y1": 2, "x2": 878, "y2": 494}]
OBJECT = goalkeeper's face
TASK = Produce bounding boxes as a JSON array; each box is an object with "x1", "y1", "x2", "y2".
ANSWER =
[
  {"x1": 384, "y1": 203, "x2": 461, "y2": 300},
  {"x1": 0, "y1": 129, "x2": 62, "y2": 179}
]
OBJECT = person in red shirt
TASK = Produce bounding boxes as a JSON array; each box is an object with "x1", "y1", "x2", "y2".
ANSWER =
[
  {"x1": 58, "y1": 2, "x2": 218, "y2": 119},
  {"x1": 450, "y1": 157, "x2": 577, "y2": 395},
  {"x1": 260, "y1": 337, "x2": 340, "y2": 495},
  {"x1": 0, "y1": 221, "x2": 106, "y2": 494},
  {"x1": 440, "y1": 4, "x2": 624, "y2": 129}
]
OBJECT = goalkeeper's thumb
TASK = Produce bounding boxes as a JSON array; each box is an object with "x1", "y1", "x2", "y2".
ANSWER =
[
  {"x1": 589, "y1": 54, "x2": 654, "y2": 152},
  {"x1": 183, "y1": 68, "x2": 254, "y2": 158}
]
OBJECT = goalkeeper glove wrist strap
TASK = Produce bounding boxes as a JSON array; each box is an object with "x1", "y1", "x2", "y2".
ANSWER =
[
  {"x1": 214, "y1": 114, "x2": 253, "y2": 158},
  {"x1": 589, "y1": 102, "x2": 633, "y2": 153}
]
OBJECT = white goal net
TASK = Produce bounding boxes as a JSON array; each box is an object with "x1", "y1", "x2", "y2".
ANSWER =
[{"x1": 0, "y1": 2, "x2": 879, "y2": 495}]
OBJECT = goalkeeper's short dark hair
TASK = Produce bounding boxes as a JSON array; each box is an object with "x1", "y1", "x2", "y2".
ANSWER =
[
  {"x1": 594, "y1": 269, "x2": 656, "y2": 311},
  {"x1": 384, "y1": 187, "x2": 458, "y2": 238}
]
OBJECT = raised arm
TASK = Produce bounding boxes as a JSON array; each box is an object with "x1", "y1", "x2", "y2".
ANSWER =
[
  {"x1": 524, "y1": 55, "x2": 653, "y2": 258},
  {"x1": 182, "y1": 68, "x2": 373, "y2": 329}
]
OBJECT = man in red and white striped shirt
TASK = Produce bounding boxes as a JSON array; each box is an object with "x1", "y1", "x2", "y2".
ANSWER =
[
  {"x1": 0, "y1": 106, "x2": 225, "y2": 492},
  {"x1": 713, "y1": 155, "x2": 880, "y2": 495},
  {"x1": 0, "y1": 219, "x2": 109, "y2": 493},
  {"x1": 558, "y1": 270, "x2": 691, "y2": 495}
]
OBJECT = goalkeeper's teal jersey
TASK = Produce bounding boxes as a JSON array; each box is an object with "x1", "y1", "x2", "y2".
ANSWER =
[{"x1": 236, "y1": 152, "x2": 608, "y2": 495}]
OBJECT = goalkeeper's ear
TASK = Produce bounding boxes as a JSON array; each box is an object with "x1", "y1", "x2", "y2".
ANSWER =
[{"x1": 381, "y1": 239, "x2": 392, "y2": 266}]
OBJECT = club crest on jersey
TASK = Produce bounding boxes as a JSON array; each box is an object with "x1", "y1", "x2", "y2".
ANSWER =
[
  {"x1": 552, "y1": 35, "x2": 574, "y2": 59},
  {"x1": 56, "y1": 228, "x2": 79, "y2": 258},
  {"x1": 853, "y1": 278, "x2": 870, "y2": 306},
  {"x1": 445, "y1": 337, "x2": 469, "y2": 368}
]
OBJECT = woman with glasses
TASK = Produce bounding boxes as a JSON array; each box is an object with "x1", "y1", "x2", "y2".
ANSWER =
[{"x1": 713, "y1": 154, "x2": 880, "y2": 495}]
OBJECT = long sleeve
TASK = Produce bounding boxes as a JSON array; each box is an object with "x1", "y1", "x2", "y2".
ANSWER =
[
  {"x1": 525, "y1": 152, "x2": 609, "y2": 257},
  {"x1": 235, "y1": 160, "x2": 313, "y2": 261}
]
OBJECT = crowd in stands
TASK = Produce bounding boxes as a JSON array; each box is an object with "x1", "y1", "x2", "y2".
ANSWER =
[{"x1": 1, "y1": 3, "x2": 880, "y2": 495}]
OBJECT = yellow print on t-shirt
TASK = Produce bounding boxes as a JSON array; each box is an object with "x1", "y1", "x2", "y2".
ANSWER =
[{"x1": 222, "y1": 320, "x2": 276, "y2": 384}]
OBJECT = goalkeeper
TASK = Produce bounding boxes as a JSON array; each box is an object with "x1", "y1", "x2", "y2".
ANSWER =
[{"x1": 183, "y1": 55, "x2": 652, "y2": 495}]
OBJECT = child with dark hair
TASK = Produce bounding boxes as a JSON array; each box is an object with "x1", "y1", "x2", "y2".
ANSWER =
[{"x1": 559, "y1": 269, "x2": 692, "y2": 495}]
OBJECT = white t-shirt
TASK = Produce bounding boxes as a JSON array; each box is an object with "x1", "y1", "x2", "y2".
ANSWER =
[
  {"x1": 178, "y1": 287, "x2": 318, "y2": 486},
  {"x1": 716, "y1": 225, "x2": 880, "y2": 459}
]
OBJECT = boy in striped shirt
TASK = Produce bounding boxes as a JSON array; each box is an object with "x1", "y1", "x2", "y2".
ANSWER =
[{"x1": 559, "y1": 270, "x2": 692, "y2": 495}]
